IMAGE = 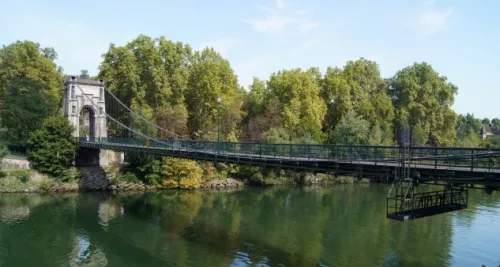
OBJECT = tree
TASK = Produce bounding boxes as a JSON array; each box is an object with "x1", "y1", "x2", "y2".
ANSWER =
[
  {"x1": 157, "y1": 37, "x2": 192, "y2": 105},
  {"x1": 481, "y1": 118, "x2": 490, "y2": 125},
  {"x1": 320, "y1": 67, "x2": 351, "y2": 132},
  {"x1": 27, "y1": 116, "x2": 77, "y2": 180},
  {"x1": 154, "y1": 104, "x2": 189, "y2": 139},
  {"x1": 390, "y1": 62, "x2": 458, "y2": 146},
  {"x1": 328, "y1": 109, "x2": 370, "y2": 145},
  {"x1": 0, "y1": 119, "x2": 7, "y2": 158},
  {"x1": 267, "y1": 68, "x2": 326, "y2": 142},
  {"x1": 491, "y1": 118, "x2": 500, "y2": 127},
  {"x1": 185, "y1": 48, "x2": 242, "y2": 140},
  {"x1": 241, "y1": 79, "x2": 283, "y2": 142},
  {"x1": 456, "y1": 113, "x2": 481, "y2": 139},
  {"x1": 99, "y1": 44, "x2": 140, "y2": 109},
  {"x1": 79, "y1": 70, "x2": 90, "y2": 79},
  {"x1": 341, "y1": 58, "x2": 381, "y2": 120},
  {"x1": 0, "y1": 41, "x2": 63, "y2": 145},
  {"x1": 126, "y1": 35, "x2": 170, "y2": 109},
  {"x1": 243, "y1": 77, "x2": 267, "y2": 120},
  {"x1": 99, "y1": 35, "x2": 193, "y2": 135}
]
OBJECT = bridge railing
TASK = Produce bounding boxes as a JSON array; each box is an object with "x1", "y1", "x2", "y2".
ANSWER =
[{"x1": 78, "y1": 138, "x2": 500, "y2": 171}]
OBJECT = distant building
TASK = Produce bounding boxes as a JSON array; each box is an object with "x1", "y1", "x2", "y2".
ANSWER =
[{"x1": 480, "y1": 124, "x2": 500, "y2": 140}]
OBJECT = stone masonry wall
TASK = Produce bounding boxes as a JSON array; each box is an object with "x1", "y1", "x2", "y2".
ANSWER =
[{"x1": 0, "y1": 158, "x2": 31, "y2": 171}]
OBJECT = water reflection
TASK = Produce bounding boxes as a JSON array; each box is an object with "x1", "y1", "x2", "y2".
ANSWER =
[
  {"x1": 68, "y1": 233, "x2": 108, "y2": 267},
  {"x1": 0, "y1": 186, "x2": 499, "y2": 266}
]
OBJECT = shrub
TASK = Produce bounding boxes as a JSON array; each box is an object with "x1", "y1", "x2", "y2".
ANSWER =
[
  {"x1": 40, "y1": 179, "x2": 54, "y2": 191},
  {"x1": 162, "y1": 157, "x2": 203, "y2": 189},
  {"x1": 27, "y1": 116, "x2": 76, "y2": 179},
  {"x1": 114, "y1": 172, "x2": 140, "y2": 184}
]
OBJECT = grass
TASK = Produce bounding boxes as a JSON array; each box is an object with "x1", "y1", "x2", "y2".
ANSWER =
[{"x1": 0, "y1": 170, "x2": 52, "y2": 192}]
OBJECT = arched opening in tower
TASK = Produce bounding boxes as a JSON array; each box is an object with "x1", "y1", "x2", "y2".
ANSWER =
[{"x1": 79, "y1": 106, "x2": 96, "y2": 138}]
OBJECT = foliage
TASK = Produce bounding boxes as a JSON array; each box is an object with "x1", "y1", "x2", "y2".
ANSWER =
[
  {"x1": 267, "y1": 68, "x2": 326, "y2": 142},
  {"x1": 185, "y1": 48, "x2": 242, "y2": 140},
  {"x1": 0, "y1": 170, "x2": 45, "y2": 192},
  {"x1": 262, "y1": 128, "x2": 291, "y2": 143},
  {"x1": 162, "y1": 157, "x2": 203, "y2": 189},
  {"x1": 0, "y1": 144, "x2": 7, "y2": 158},
  {"x1": 125, "y1": 153, "x2": 162, "y2": 183},
  {"x1": 114, "y1": 172, "x2": 141, "y2": 184},
  {"x1": 154, "y1": 104, "x2": 189, "y2": 139},
  {"x1": 79, "y1": 70, "x2": 90, "y2": 79},
  {"x1": 491, "y1": 118, "x2": 500, "y2": 127},
  {"x1": 0, "y1": 119, "x2": 7, "y2": 158},
  {"x1": 198, "y1": 162, "x2": 216, "y2": 182},
  {"x1": 27, "y1": 116, "x2": 76, "y2": 180},
  {"x1": 328, "y1": 109, "x2": 370, "y2": 145},
  {"x1": 389, "y1": 62, "x2": 458, "y2": 146},
  {"x1": 0, "y1": 41, "x2": 63, "y2": 145}
]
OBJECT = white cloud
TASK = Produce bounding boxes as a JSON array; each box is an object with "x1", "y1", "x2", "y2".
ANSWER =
[
  {"x1": 198, "y1": 38, "x2": 237, "y2": 57},
  {"x1": 414, "y1": 8, "x2": 453, "y2": 35},
  {"x1": 242, "y1": 0, "x2": 321, "y2": 34}
]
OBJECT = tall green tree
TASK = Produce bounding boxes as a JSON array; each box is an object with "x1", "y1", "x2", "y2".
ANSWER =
[
  {"x1": 99, "y1": 35, "x2": 193, "y2": 137},
  {"x1": 267, "y1": 68, "x2": 326, "y2": 141},
  {"x1": 185, "y1": 48, "x2": 242, "y2": 140},
  {"x1": 342, "y1": 58, "x2": 394, "y2": 144},
  {"x1": 320, "y1": 67, "x2": 351, "y2": 132},
  {"x1": 99, "y1": 44, "x2": 140, "y2": 108},
  {"x1": 389, "y1": 62, "x2": 458, "y2": 146},
  {"x1": 0, "y1": 41, "x2": 63, "y2": 145},
  {"x1": 157, "y1": 37, "x2": 192, "y2": 105},
  {"x1": 126, "y1": 35, "x2": 170, "y2": 109}
]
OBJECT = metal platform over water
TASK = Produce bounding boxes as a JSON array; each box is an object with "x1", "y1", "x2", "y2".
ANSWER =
[{"x1": 387, "y1": 187, "x2": 468, "y2": 221}]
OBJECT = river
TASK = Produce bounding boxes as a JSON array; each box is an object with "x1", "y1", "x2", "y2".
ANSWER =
[{"x1": 0, "y1": 184, "x2": 499, "y2": 266}]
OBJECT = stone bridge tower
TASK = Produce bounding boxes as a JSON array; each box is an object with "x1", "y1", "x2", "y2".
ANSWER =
[
  {"x1": 63, "y1": 76, "x2": 107, "y2": 139},
  {"x1": 63, "y1": 76, "x2": 122, "y2": 167}
]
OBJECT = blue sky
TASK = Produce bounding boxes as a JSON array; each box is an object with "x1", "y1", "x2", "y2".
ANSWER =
[{"x1": 1, "y1": 0, "x2": 499, "y2": 118}]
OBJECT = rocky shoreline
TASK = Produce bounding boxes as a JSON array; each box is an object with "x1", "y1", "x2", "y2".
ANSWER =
[
  {"x1": 0, "y1": 166, "x2": 374, "y2": 193},
  {"x1": 0, "y1": 167, "x2": 249, "y2": 193}
]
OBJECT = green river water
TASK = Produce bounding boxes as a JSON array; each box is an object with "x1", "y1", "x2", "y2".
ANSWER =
[{"x1": 0, "y1": 184, "x2": 499, "y2": 266}]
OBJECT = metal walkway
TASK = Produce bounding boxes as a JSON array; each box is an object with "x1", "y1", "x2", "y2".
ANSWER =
[{"x1": 78, "y1": 137, "x2": 500, "y2": 187}]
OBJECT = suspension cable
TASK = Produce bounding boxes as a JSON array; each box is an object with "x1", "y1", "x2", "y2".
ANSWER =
[
  {"x1": 103, "y1": 86, "x2": 192, "y2": 141},
  {"x1": 75, "y1": 84, "x2": 176, "y2": 148}
]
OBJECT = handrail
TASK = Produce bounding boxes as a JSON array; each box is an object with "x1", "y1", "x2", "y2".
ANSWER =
[{"x1": 77, "y1": 137, "x2": 500, "y2": 170}]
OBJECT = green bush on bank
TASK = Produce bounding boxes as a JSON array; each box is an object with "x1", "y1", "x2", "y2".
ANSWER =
[{"x1": 27, "y1": 116, "x2": 77, "y2": 181}]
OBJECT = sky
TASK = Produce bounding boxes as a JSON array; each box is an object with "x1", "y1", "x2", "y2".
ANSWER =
[{"x1": 1, "y1": 0, "x2": 499, "y2": 118}]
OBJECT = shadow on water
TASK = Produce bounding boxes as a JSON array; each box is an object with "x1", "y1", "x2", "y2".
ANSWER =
[{"x1": 1, "y1": 185, "x2": 500, "y2": 266}]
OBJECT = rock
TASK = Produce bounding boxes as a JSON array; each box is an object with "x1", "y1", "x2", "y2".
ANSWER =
[{"x1": 107, "y1": 185, "x2": 117, "y2": 190}]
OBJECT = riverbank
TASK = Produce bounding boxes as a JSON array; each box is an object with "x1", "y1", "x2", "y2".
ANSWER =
[{"x1": 0, "y1": 167, "x2": 372, "y2": 193}]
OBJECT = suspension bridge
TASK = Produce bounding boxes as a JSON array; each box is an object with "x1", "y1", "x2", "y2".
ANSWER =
[{"x1": 65, "y1": 76, "x2": 500, "y2": 221}]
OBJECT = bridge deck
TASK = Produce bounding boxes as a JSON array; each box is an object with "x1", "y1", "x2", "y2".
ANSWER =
[{"x1": 77, "y1": 138, "x2": 500, "y2": 185}]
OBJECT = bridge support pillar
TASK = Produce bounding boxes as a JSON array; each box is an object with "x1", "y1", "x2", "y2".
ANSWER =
[{"x1": 76, "y1": 148, "x2": 124, "y2": 167}]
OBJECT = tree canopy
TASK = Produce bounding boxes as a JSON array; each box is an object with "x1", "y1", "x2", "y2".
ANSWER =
[{"x1": 0, "y1": 41, "x2": 63, "y2": 145}]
